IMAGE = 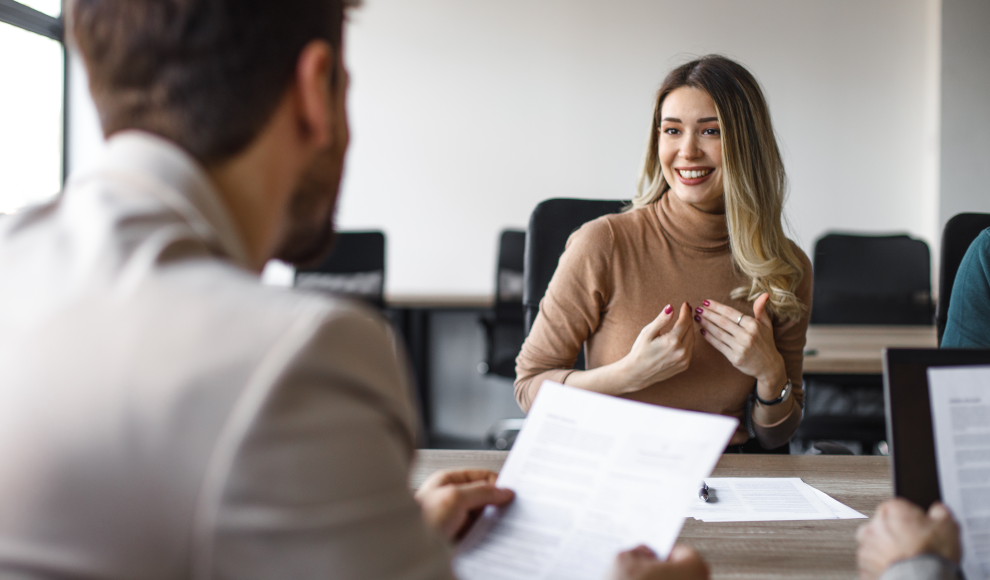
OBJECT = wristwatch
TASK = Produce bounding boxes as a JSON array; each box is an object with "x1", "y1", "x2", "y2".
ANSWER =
[{"x1": 755, "y1": 379, "x2": 792, "y2": 406}]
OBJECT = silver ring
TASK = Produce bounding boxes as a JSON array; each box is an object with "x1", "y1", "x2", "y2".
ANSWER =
[{"x1": 735, "y1": 314, "x2": 744, "y2": 325}]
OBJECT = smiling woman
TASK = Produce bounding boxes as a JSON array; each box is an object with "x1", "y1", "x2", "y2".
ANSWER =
[{"x1": 515, "y1": 55, "x2": 813, "y2": 453}]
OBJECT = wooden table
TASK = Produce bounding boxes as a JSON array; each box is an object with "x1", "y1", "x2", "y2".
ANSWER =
[
  {"x1": 412, "y1": 450, "x2": 892, "y2": 580},
  {"x1": 386, "y1": 294, "x2": 494, "y2": 309},
  {"x1": 803, "y1": 325, "x2": 937, "y2": 374}
]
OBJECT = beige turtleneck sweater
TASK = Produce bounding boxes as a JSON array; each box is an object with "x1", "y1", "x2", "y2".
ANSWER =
[{"x1": 514, "y1": 193, "x2": 813, "y2": 449}]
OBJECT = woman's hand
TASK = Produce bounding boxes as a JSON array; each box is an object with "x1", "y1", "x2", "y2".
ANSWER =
[
  {"x1": 856, "y1": 499, "x2": 961, "y2": 580},
  {"x1": 694, "y1": 293, "x2": 787, "y2": 400},
  {"x1": 415, "y1": 468, "x2": 514, "y2": 542},
  {"x1": 617, "y1": 302, "x2": 695, "y2": 394}
]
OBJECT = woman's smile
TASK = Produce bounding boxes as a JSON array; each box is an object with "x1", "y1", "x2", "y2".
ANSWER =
[{"x1": 674, "y1": 166, "x2": 715, "y2": 185}]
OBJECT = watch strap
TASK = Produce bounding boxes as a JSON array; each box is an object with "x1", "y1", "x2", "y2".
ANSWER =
[{"x1": 755, "y1": 379, "x2": 792, "y2": 406}]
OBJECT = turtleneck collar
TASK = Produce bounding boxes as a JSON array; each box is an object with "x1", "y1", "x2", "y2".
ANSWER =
[{"x1": 654, "y1": 191, "x2": 730, "y2": 252}]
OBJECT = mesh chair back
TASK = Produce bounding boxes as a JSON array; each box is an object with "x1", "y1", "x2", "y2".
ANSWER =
[
  {"x1": 810, "y1": 233, "x2": 932, "y2": 325},
  {"x1": 523, "y1": 199, "x2": 626, "y2": 334},
  {"x1": 294, "y1": 231, "x2": 386, "y2": 307},
  {"x1": 937, "y1": 213, "x2": 990, "y2": 344}
]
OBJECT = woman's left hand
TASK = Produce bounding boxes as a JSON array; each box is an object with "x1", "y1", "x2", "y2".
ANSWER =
[{"x1": 694, "y1": 293, "x2": 788, "y2": 399}]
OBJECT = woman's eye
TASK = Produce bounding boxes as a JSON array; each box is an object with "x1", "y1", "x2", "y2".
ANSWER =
[
  {"x1": 703, "y1": 128, "x2": 721, "y2": 136},
  {"x1": 663, "y1": 128, "x2": 680, "y2": 135}
]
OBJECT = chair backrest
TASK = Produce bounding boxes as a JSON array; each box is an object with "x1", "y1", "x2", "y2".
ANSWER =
[
  {"x1": 523, "y1": 198, "x2": 626, "y2": 334},
  {"x1": 495, "y1": 230, "x2": 526, "y2": 313},
  {"x1": 810, "y1": 233, "x2": 932, "y2": 325},
  {"x1": 294, "y1": 231, "x2": 386, "y2": 307},
  {"x1": 936, "y1": 213, "x2": 990, "y2": 344}
]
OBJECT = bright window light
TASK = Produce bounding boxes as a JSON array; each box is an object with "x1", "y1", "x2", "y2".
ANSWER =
[
  {"x1": 17, "y1": 0, "x2": 61, "y2": 18},
  {"x1": 0, "y1": 21, "x2": 63, "y2": 215}
]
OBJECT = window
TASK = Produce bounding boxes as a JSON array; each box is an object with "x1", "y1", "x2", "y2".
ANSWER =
[{"x1": 0, "y1": 0, "x2": 64, "y2": 215}]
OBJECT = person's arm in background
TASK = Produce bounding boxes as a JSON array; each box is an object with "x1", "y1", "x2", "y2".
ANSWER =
[
  {"x1": 515, "y1": 219, "x2": 693, "y2": 412},
  {"x1": 942, "y1": 229, "x2": 990, "y2": 348},
  {"x1": 857, "y1": 499, "x2": 962, "y2": 580}
]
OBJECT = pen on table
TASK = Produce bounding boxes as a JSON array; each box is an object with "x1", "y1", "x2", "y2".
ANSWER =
[{"x1": 699, "y1": 481, "x2": 710, "y2": 502}]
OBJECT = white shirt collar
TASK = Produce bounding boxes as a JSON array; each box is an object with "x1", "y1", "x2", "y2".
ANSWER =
[{"x1": 86, "y1": 130, "x2": 253, "y2": 268}]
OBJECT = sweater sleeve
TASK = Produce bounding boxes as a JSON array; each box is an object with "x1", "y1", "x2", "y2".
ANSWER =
[
  {"x1": 753, "y1": 243, "x2": 813, "y2": 449},
  {"x1": 514, "y1": 218, "x2": 614, "y2": 411},
  {"x1": 942, "y1": 229, "x2": 990, "y2": 348}
]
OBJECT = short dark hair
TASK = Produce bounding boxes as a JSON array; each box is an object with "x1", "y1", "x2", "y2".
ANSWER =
[{"x1": 71, "y1": 0, "x2": 355, "y2": 165}]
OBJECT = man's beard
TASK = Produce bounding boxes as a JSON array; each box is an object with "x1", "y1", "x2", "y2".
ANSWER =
[{"x1": 274, "y1": 145, "x2": 343, "y2": 267}]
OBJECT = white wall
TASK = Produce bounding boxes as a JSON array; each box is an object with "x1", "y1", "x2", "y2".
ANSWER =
[
  {"x1": 341, "y1": 0, "x2": 940, "y2": 296},
  {"x1": 66, "y1": 52, "x2": 105, "y2": 177},
  {"x1": 69, "y1": 0, "x2": 945, "y2": 297},
  {"x1": 939, "y1": 0, "x2": 990, "y2": 229}
]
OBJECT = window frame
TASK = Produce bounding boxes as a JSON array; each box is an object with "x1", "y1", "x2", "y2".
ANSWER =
[{"x1": 0, "y1": 0, "x2": 67, "y2": 183}]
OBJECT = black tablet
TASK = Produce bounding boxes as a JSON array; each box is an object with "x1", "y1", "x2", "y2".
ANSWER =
[{"x1": 883, "y1": 348, "x2": 990, "y2": 509}]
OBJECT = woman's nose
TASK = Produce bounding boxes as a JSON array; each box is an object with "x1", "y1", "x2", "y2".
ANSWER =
[{"x1": 680, "y1": 135, "x2": 701, "y2": 158}]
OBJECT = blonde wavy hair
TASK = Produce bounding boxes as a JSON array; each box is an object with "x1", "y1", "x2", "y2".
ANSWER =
[{"x1": 631, "y1": 55, "x2": 806, "y2": 321}]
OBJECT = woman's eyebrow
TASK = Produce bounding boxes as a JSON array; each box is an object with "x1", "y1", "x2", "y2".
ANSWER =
[{"x1": 660, "y1": 116, "x2": 719, "y2": 123}]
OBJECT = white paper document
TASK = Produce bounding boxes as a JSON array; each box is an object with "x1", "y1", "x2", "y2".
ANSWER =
[
  {"x1": 685, "y1": 478, "x2": 866, "y2": 522},
  {"x1": 928, "y1": 365, "x2": 990, "y2": 580},
  {"x1": 452, "y1": 381, "x2": 738, "y2": 580}
]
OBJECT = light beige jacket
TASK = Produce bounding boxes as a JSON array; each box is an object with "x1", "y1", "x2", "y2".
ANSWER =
[{"x1": 0, "y1": 132, "x2": 454, "y2": 580}]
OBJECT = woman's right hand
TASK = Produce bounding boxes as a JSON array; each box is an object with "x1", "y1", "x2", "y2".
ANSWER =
[{"x1": 618, "y1": 302, "x2": 694, "y2": 393}]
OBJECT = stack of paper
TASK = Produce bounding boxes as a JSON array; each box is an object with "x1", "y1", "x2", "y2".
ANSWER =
[
  {"x1": 686, "y1": 477, "x2": 866, "y2": 522},
  {"x1": 453, "y1": 381, "x2": 738, "y2": 580}
]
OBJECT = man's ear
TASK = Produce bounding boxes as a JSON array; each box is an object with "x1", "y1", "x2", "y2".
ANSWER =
[{"x1": 294, "y1": 40, "x2": 336, "y2": 149}]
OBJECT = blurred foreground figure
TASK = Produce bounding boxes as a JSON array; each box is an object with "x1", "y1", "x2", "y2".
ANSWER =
[
  {"x1": 857, "y1": 499, "x2": 962, "y2": 580},
  {"x1": 0, "y1": 1, "x2": 705, "y2": 578}
]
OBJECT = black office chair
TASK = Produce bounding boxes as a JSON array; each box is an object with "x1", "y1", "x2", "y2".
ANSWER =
[
  {"x1": 479, "y1": 230, "x2": 527, "y2": 379},
  {"x1": 799, "y1": 232, "x2": 934, "y2": 454},
  {"x1": 810, "y1": 233, "x2": 933, "y2": 325},
  {"x1": 523, "y1": 198, "x2": 627, "y2": 336},
  {"x1": 936, "y1": 213, "x2": 990, "y2": 346},
  {"x1": 294, "y1": 231, "x2": 386, "y2": 308},
  {"x1": 481, "y1": 200, "x2": 624, "y2": 451}
]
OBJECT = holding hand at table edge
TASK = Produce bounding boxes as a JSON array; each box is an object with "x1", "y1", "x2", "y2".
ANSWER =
[
  {"x1": 694, "y1": 293, "x2": 795, "y2": 423},
  {"x1": 414, "y1": 468, "x2": 515, "y2": 542},
  {"x1": 610, "y1": 545, "x2": 710, "y2": 580},
  {"x1": 856, "y1": 499, "x2": 962, "y2": 580},
  {"x1": 564, "y1": 302, "x2": 695, "y2": 397}
]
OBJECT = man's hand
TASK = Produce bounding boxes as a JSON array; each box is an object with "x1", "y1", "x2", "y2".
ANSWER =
[
  {"x1": 414, "y1": 468, "x2": 514, "y2": 542},
  {"x1": 856, "y1": 499, "x2": 961, "y2": 580},
  {"x1": 610, "y1": 544, "x2": 709, "y2": 580}
]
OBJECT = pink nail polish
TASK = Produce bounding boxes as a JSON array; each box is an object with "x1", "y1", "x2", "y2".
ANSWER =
[
  {"x1": 695, "y1": 307, "x2": 703, "y2": 314},
  {"x1": 694, "y1": 315, "x2": 701, "y2": 322},
  {"x1": 664, "y1": 304, "x2": 673, "y2": 314},
  {"x1": 701, "y1": 329, "x2": 707, "y2": 335},
  {"x1": 703, "y1": 300, "x2": 711, "y2": 307}
]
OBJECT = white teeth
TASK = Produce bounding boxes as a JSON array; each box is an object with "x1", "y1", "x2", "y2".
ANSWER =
[{"x1": 677, "y1": 168, "x2": 712, "y2": 179}]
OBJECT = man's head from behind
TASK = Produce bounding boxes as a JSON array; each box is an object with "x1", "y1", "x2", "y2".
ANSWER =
[{"x1": 71, "y1": 0, "x2": 358, "y2": 268}]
